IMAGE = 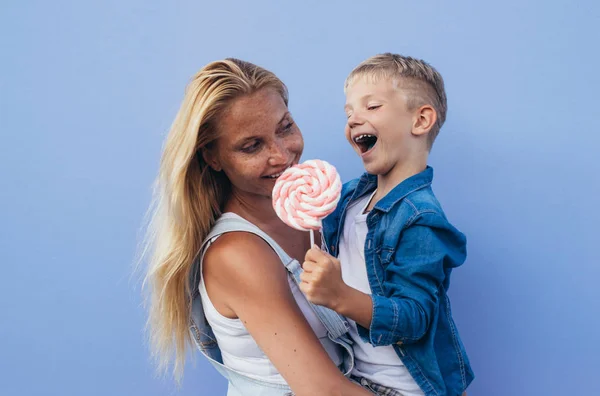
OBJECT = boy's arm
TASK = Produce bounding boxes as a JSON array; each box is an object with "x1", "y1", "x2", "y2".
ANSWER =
[
  {"x1": 359, "y1": 214, "x2": 466, "y2": 347},
  {"x1": 302, "y1": 212, "x2": 466, "y2": 347},
  {"x1": 300, "y1": 250, "x2": 373, "y2": 328}
]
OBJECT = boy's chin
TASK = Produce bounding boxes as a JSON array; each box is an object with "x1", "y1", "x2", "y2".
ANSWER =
[
  {"x1": 362, "y1": 160, "x2": 397, "y2": 177},
  {"x1": 362, "y1": 161, "x2": 384, "y2": 176}
]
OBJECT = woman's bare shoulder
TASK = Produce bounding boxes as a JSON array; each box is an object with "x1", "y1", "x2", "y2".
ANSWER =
[{"x1": 203, "y1": 231, "x2": 287, "y2": 289}]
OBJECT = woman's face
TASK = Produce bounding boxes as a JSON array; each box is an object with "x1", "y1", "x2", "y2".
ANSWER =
[{"x1": 206, "y1": 88, "x2": 304, "y2": 200}]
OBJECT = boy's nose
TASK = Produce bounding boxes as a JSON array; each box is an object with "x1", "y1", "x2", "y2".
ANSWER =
[{"x1": 347, "y1": 112, "x2": 365, "y2": 128}]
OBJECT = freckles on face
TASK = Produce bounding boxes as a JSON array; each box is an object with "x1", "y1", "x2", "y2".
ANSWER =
[{"x1": 211, "y1": 88, "x2": 304, "y2": 196}]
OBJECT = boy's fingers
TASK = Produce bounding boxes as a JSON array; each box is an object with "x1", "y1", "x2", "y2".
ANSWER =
[
  {"x1": 299, "y1": 270, "x2": 311, "y2": 283},
  {"x1": 306, "y1": 245, "x2": 325, "y2": 261},
  {"x1": 299, "y1": 282, "x2": 310, "y2": 296},
  {"x1": 302, "y1": 260, "x2": 316, "y2": 273}
]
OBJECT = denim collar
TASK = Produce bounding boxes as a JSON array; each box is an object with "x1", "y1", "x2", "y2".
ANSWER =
[{"x1": 354, "y1": 166, "x2": 434, "y2": 213}]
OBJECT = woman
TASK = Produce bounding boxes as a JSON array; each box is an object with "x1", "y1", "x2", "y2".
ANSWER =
[{"x1": 143, "y1": 58, "x2": 370, "y2": 396}]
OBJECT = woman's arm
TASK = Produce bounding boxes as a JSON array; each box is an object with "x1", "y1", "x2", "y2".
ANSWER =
[{"x1": 203, "y1": 232, "x2": 369, "y2": 396}]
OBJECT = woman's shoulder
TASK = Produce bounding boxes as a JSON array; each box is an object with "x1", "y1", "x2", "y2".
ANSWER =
[
  {"x1": 203, "y1": 231, "x2": 287, "y2": 287},
  {"x1": 206, "y1": 230, "x2": 270, "y2": 258}
]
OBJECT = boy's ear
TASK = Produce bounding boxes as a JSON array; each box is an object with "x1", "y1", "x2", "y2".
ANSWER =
[
  {"x1": 201, "y1": 147, "x2": 222, "y2": 172},
  {"x1": 412, "y1": 104, "x2": 437, "y2": 137}
]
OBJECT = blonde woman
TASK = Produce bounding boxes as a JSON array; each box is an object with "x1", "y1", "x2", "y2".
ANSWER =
[{"x1": 143, "y1": 58, "x2": 370, "y2": 396}]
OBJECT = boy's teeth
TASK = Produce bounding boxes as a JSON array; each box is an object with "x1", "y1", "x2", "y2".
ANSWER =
[{"x1": 354, "y1": 134, "x2": 375, "y2": 142}]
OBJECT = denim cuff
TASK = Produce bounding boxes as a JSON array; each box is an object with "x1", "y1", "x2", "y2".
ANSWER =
[{"x1": 356, "y1": 293, "x2": 398, "y2": 346}]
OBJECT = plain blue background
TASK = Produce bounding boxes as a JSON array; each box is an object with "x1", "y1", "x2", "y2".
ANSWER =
[{"x1": 1, "y1": 1, "x2": 598, "y2": 395}]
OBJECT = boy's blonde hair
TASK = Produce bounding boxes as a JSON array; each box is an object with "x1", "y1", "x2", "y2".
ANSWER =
[{"x1": 345, "y1": 53, "x2": 447, "y2": 148}]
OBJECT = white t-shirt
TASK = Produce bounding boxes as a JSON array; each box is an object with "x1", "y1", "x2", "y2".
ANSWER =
[{"x1": 338, "y1": 193, "x2": 424, "y2": 395}]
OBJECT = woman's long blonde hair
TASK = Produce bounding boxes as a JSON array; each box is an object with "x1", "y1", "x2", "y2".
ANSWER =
[{"x1": 142, "y1": 58, "x2": 288, "y2": 380}]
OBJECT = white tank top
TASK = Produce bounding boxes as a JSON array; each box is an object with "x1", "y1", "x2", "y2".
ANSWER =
[
  {"x1": 198, "y1": 213, "x2": 343, "y2": 384},
  {"x1": 338, "y1": 194, "x2": 424, "y2": 395}
]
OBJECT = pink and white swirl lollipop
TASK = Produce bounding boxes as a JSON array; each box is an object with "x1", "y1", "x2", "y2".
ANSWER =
[{"x1": 272, "y1": 159, "x2": 342, "y2": 246}]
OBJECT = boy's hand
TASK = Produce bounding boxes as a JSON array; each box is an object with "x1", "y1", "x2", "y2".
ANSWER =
[{"x1": 300, "y1": 246, "x2": 347, "y2": 310}]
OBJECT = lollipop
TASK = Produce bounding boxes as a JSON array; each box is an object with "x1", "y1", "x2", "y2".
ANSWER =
[{"x1": 272, "y1": 159, "x2": 342, "y2": 246}]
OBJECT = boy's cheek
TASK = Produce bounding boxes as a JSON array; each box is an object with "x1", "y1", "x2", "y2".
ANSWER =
[{"x1": 344, "y1": 126, "x2": 353, "y2": 146}]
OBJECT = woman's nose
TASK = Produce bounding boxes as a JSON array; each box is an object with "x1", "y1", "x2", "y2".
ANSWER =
[{"x1": 268, "y1": 141, "x2": 287, "y2": 165}]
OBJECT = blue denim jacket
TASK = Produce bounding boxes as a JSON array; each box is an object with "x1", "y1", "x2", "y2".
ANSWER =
[{"x1": 322, "y1": 166, "x2": 474, "y2": 396}]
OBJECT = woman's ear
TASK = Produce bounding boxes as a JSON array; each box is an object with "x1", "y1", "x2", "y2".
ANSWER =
[
  {"x1": 412, "y1": 104, "x2": 437, "y2": 137},
  {"x1": 201, "y1": 147, "x2": 222, "y2": 172}
]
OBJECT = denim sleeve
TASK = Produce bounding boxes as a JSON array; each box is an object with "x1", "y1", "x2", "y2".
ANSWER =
[{"x1": 358, "y1": 213, "x2": 467, "y2": 346}]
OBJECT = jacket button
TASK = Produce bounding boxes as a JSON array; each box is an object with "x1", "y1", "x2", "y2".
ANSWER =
[
  {"x1": 396, "y1": 341, "x2": 403, "y2": 346},
  {"x1": 331, "y1": 245, "x2": 335, "y2": 252}
]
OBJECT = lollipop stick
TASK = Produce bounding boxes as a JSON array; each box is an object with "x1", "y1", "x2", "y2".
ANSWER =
[{"x1": 310, "y1": 229, "x2": 315, "y2": 247}]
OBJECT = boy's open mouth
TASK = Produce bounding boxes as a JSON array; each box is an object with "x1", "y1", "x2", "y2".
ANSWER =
[{"x1": 354, "y1": 134, "x2": 378, "y2": 154}]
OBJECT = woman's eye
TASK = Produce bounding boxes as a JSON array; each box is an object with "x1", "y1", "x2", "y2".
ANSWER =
[
  {"x1": 367, "y1": 105, "x2": 381, "y2": 110},
  {"x1": 275, "y1": 121, "x2": 295, "y2": 136},
  {"x1": 241, "y1": 141, "x2": 260, "y2": 153}
]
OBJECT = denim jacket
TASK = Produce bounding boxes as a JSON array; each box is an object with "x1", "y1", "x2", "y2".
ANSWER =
[
  {"x1": 322, "y1": 166, "x2": 474, "y2": 396},
  {"x1": 188, "y1": 214, "x2": 355, "y2": 396}
]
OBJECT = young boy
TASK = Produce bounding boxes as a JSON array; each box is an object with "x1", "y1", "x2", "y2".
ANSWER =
[{"x1": 300, "y1": 53, "x2": 474, "y2": 396}]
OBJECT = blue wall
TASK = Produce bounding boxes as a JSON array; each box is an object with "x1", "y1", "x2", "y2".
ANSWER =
[{"x1": 1, "y1": 1, "x2": 598, "y2": 395}]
